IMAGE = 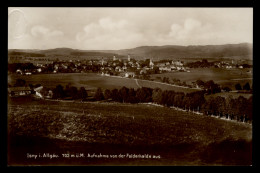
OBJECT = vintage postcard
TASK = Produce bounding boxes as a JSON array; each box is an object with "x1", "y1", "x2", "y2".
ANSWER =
[{"x1": 7, "y1": 7, "x2": 253, "y2": 166}]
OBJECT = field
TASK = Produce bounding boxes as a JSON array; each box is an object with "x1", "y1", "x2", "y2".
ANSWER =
[
  {"x1": 8, "y1": 73, "x2": 199, "y2": 93},
  {"x1": 8, "y1": 98, "x2": 252, "y2": 166},
  {"x1": 151, "y1": 67, "x2": 252, "y2": 90},
  {"x1": 207, "y1": 92, "x2": 252, "y2": 99}
]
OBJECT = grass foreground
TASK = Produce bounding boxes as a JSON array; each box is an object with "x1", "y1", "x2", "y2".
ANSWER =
[{"x1": 8, "y1": 98, "x2": 252, "y2": 166}]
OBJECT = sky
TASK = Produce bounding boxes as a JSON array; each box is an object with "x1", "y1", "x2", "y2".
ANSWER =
[{"x1": 8, "y1": 8, "x2": 253, "y2": 50}]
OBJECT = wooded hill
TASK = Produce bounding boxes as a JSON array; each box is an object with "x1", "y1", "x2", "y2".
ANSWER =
[{"x1": 8, "y1": 43, "x2": 252, "y2": 60}]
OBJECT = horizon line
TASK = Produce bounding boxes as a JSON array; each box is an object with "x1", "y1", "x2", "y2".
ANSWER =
[{"x1": 8, "y1": 42, "x2": 252, "y2": 51}]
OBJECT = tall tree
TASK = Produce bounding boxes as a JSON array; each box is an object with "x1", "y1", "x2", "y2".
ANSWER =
[
  {"x1": 119, "y1": 86, "x2": 129, "y2": 103},
  {"x1": 136, "y1": 87, "x2": 153, "y2": 103},
  {"x1": 68, "y1": 86, "x2": 78, "y2": 99},
  {"x1": 14, "y1": 79, "x2": 26, "y2": 87},
  {"x1": 214, "y1": 96, "x2": 226, "y2": 117},
  {"x1": 204, "y1": 80, "x2": 221, "y2": 94},
  {"x1": 245, "y1": 96, "x2": 253, "y2": 122},
  {"x1": 160, "y1": 90, "x2": 170, "y2": 106},
  {"x1": 104, "y1": 89, "x2": 111, "y2": 100},
  {"x1": 243, "y1": 82, "x2": 251, "y2": 90},
  {"x1": 152, "y1": 88, "x2": 163, "y2": 104},
  {"x1": 94, "y1": 87, "x2": 104, "y2": 101},
  {"x1": 166, "y1": 90, "x2": 175, "y2": 107},
  {"x1": 128, "y1": 88, "x2": 137, "y2": 103},
  {"x1": 78, "y1": 87, "x2": 88, "y2": 99},
  {"x1": 235, "y1": 83, "x2": 242, "y2": 90},
  {"x1": 111, "y1": 89, "x2": 120, "y2": 102},
  {"x1": 173, "y1": 92, "x2": 184, "y2": 108},
  {"x1": 53, "y1": 84, "x2": 65, "y2": 99},
  {"x1": 225, "y1": 95, "x2": 235, "y2": 118},
  {"x1": 196, "y1": 79, "x2": 205, "y2": 88}
]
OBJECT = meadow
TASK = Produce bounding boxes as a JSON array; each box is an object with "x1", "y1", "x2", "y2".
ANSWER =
[
  {"x1": 207, "y1": 92, "x2": 252, "y2": 99},
  {"x1": 151, "y1": 67, "x2": 252, "y2": 90},
  {"x1": 8, "y1": 98, "x2": 252, "y2": 166},
  {"x1": 8, "y1": 73, "x2": 199, "y2": 93}
]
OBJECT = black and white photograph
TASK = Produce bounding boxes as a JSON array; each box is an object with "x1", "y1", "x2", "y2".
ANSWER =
[{"x1": 7, "y1": 7, "x2": 253, "y2": 166}]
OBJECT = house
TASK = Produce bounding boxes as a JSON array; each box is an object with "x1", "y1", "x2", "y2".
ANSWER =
[
  {"x1": 37, "y1": 68, "x2": 42, "y2": 73},
  {"x1": 122, "y1": 66, "x2": 127, "y2": 71},
  {"x1": 61, "y1": 64, "x2": 68, "y2": 69},
  {"x1": 159, "y1": 66, "x2": 171, "y2": 72},
  {"x1": 226, "y1": 65, "x2": 232, "y2": 69},
  {"x1": 170, "y1": 65, "x2": 177, "y2": 70},
  {"x1": 136, "y1": 62, "x2": 141, "y2": 69},
  {"x1": 88, "y1": 60, "x2": 93, "y2": 65},
  {"x1": 172, "y1": 60, "x2": 183, "y2": 66},
  {"x1": 165, "y1": 62, "x2": 171, "y2": 66},
  {"x1": 125, "y1": 72, "x2": 135, "y2": 78},
  {"x1": 34, "y1": 86, "x2": 44, "y2": 98},
  {"x1": 8, "y1": 87, "x2": 32, "y2": 97},
  {"x1": 33, "y1": 86, "x2": 53, "y2": 99},
  {"x1": 115, "y1": 66, "x2": 123, "y2": 72},
  {"x1": 16, "y1": 69, "x2": 23, "y2": 75},
  {"x1": 25, "y1": 72, "x2": 32, "y2": 75},
  {"x1": 157, "y1": 63, "x2": 165, "y2": 67},
  {"x1": 44, "y1": 90, "x2": 53, "y2": 99},
  {"x1": 140, "y1": 69, "x2": 147, "y2": 74},
  {"x1": 54, "y1": 64, "x2": 59, "y2": 70}
]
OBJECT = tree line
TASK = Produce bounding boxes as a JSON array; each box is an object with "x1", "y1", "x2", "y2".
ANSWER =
[
  {"x1": 91, "y1": 86, "x2": 252, "y2": 123},
  {"x1": 52, "y1": 84, "x2": 88, "y2": 100},
  {"x1": 9, "y1": 78, "x2": 252, "y2": 123}
]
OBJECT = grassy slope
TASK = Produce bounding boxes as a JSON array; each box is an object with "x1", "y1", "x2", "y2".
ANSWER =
[
  {"x1": 206, "y1": 92, "x2": 252, "y2": 99},
  {"x1": 8, "y1": 73, "x2": 198, "y2": 93},
  {"x1": 151, "y1": 67, "x2": 252, "y2": 90},
  {"x1": 8, "y1": 98, "x2": 252, "y2": 166}
]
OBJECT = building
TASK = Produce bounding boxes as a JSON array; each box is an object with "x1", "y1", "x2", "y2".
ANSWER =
[
  {"x1": 25, "y1": 72, "x2": 32, "y2": 75},
  {"x1": 149, "y1": 59, "x2": 154, "y2": 68},
  {"x1": 113, "y1": 55, "x2": 117, "y2": 61},
  {"x1": 8, "y1": 87, "x2": 32, "y2": 97},
  {"x1": 125, "y1": 72, "x2": 135, "y2": 78},
  {"x1": 128, "y1": 54, "x2": 131, "y2": 62},
  {"x1": 34, "y1": 86, "x2": 44, "y2": 98},
  {"x1": 159, "y1": 66, "x2": 171, "y2": 72},
  {"x1": 16, "y1": 69, "x2": 23, "y2": 75},
  {"x1": 172, "y1": 60, "x2": 183, "y2": 67}
]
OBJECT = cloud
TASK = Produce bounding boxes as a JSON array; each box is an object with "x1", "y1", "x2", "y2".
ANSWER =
[
  {"x1": 184, "y1": 18, "x2": 202, "y2": 31},
  {"x1": 9, "y1": 25, "x2": 65, "y2": 49},
  {"x1": 169, "y1": 18, "x2": 212, "y2": 41},
  {"x1": 31, "y1": 25, "x2": 64, "y2": 38},
  {"x1": 76, "y1": 17, "x2": 146, "y2": 49},
  {"x1": 9, "y1": 8, "x2": 252, "y2": 50},
  {"x1": 169, "y1": 24, "x2": 182, "y2": 37}
]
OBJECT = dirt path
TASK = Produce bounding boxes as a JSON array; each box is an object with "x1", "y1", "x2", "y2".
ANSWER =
[
  {"x1": 105, "y1": 74, "x2": 201, "y2": 91},
  {"x1": 135, "y1": 79, "x2": 141, "y2": 88}
]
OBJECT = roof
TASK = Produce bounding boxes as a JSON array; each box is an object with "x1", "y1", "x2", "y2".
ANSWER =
[
  {"x1": 34, "y1": 86, "x2": 43, "y2": 92},
  {"x1": 8, "y1": 87, "x2": 31, "y2": 92}
]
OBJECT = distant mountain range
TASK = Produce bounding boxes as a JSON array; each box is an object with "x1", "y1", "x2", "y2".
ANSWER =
[{"x1": 8, "y1": 43, "x2": 252, "y2": 60}]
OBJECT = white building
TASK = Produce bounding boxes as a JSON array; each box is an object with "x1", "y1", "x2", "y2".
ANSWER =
[
  {"x1": 149, "y1": 59, "x2": 154, "y2": 68},
  {"x1": 113, "y1": 55, "x2": 117, "y2": 61}
]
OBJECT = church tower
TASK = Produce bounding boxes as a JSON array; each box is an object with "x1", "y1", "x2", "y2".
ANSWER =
[
  {"x1": 113, "y1": 55, "x2": 117, "y2": 61},
  {"x1": 149, "y1": 59, "x2": 154, "y2": 69}
]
